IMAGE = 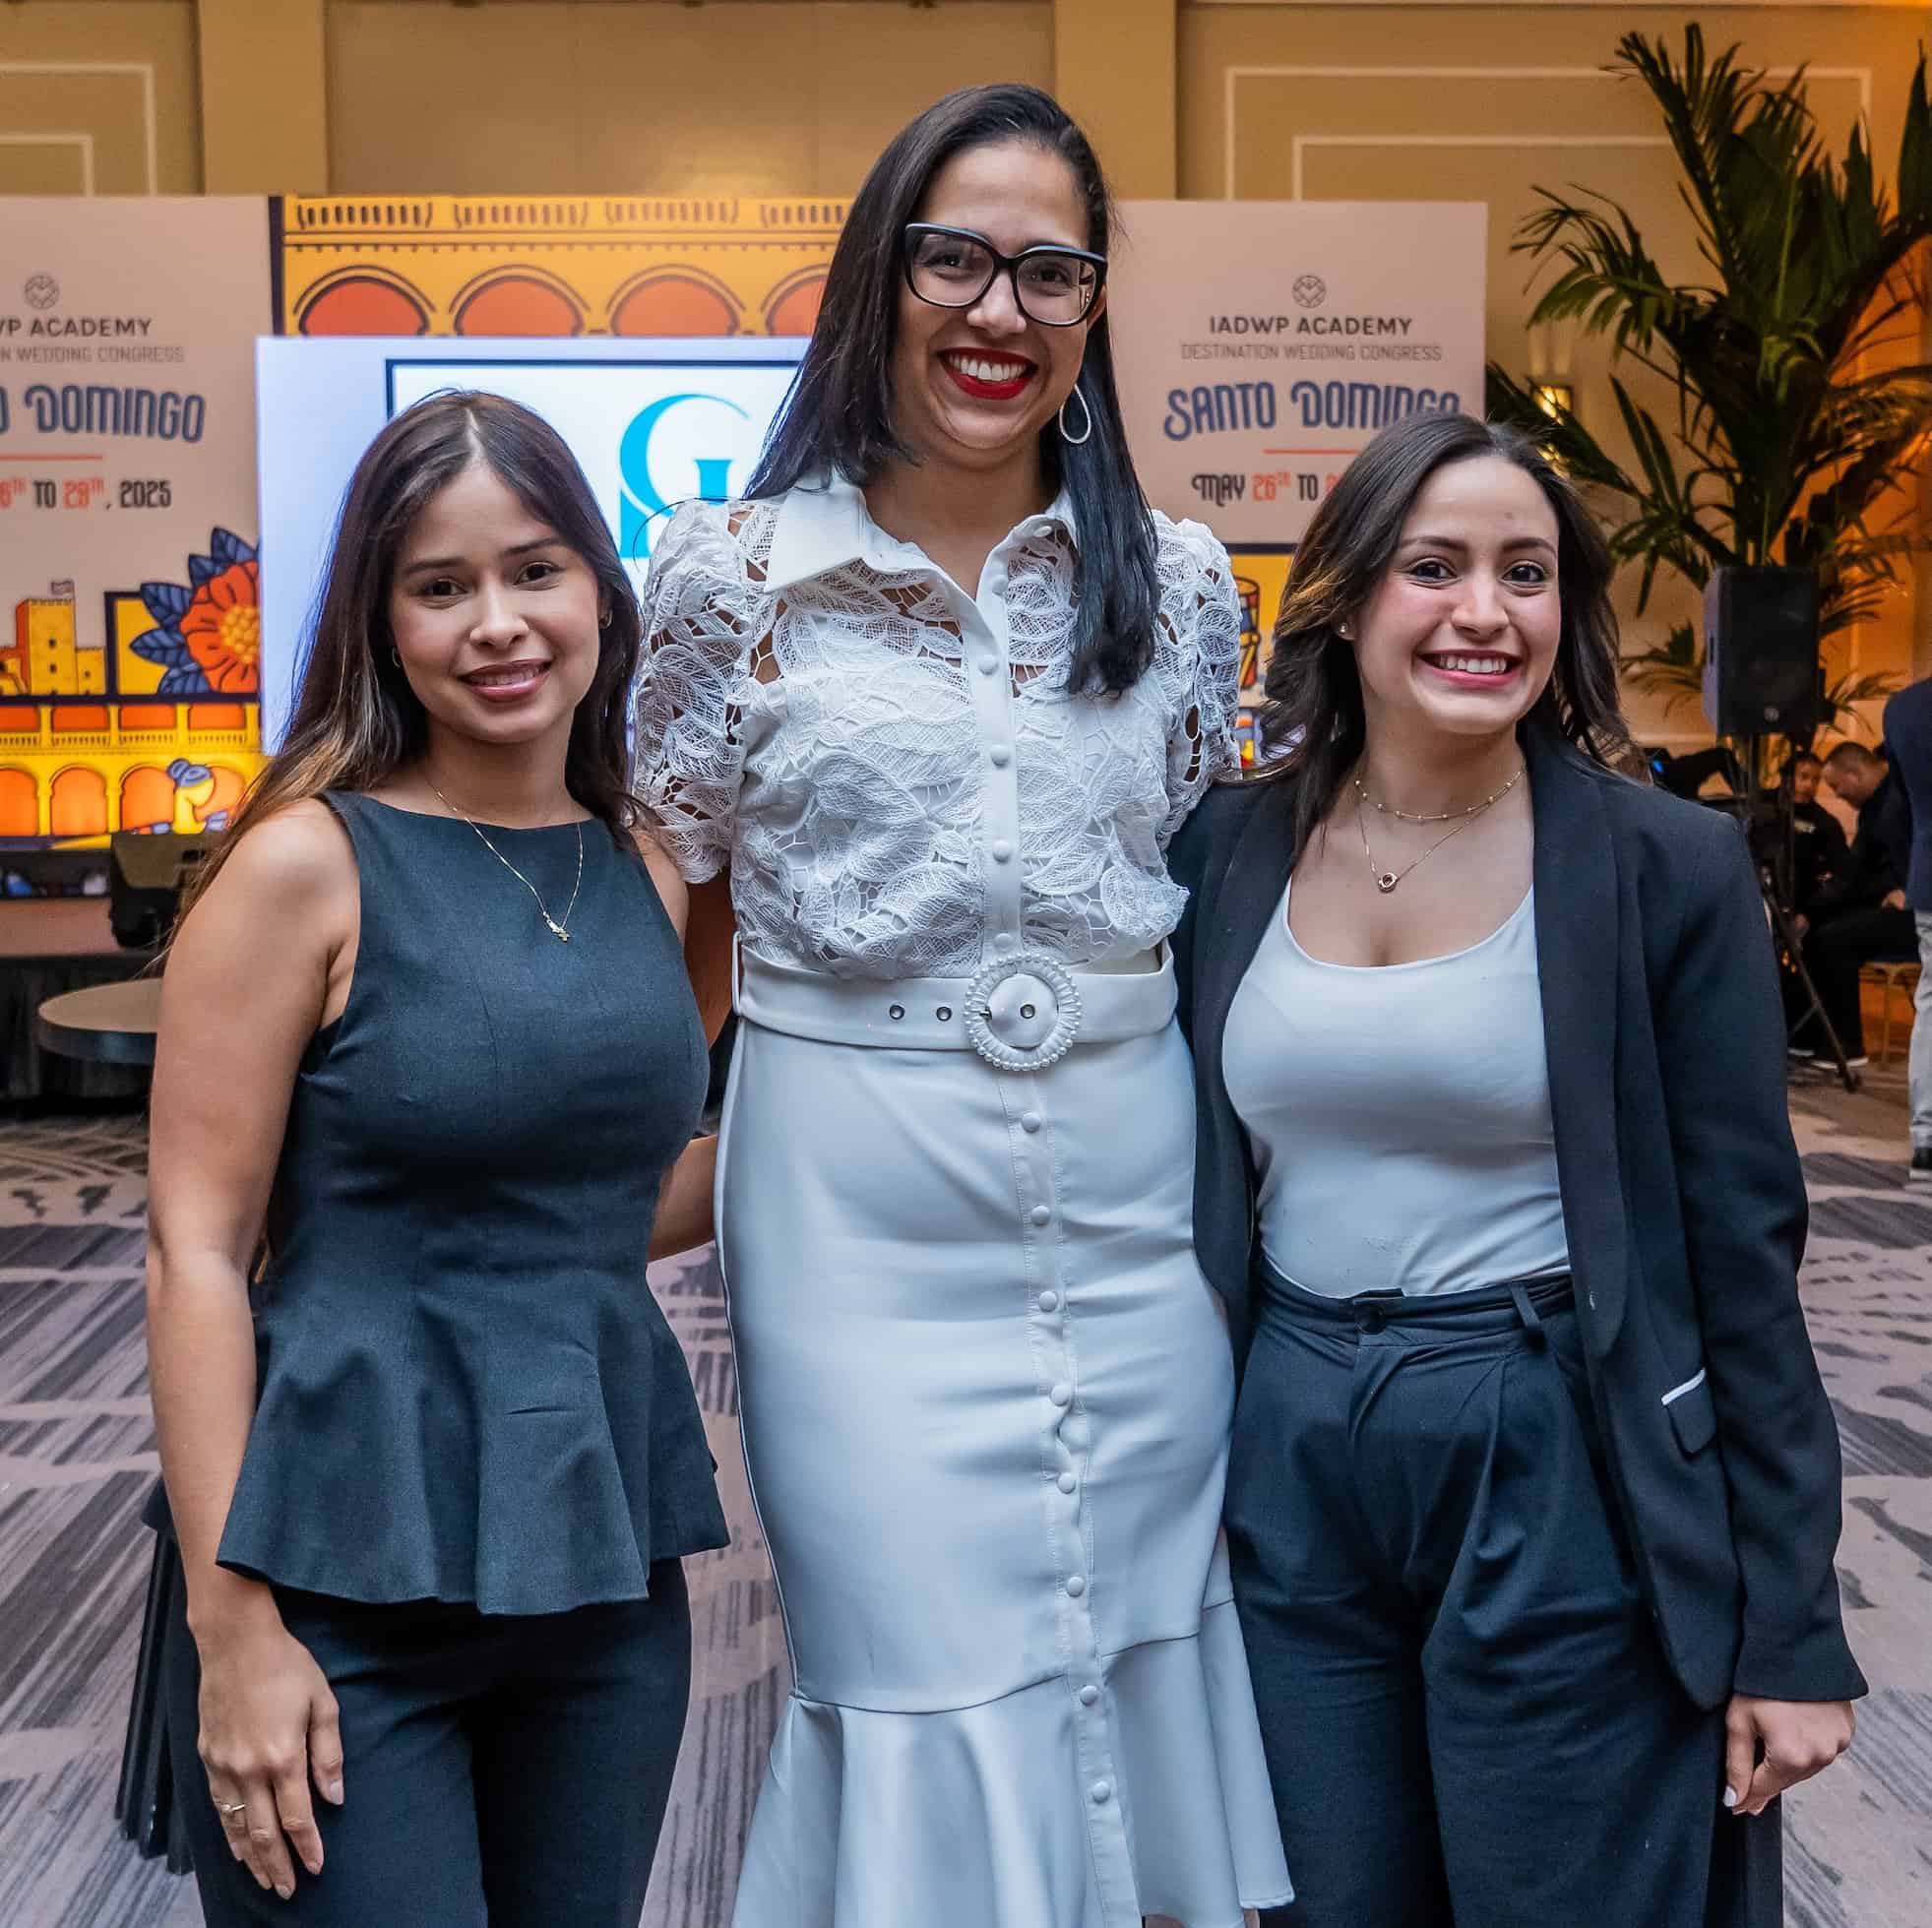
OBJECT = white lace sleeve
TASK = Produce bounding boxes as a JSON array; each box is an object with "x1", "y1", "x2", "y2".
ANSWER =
[
  {"x1": 633, "y1": 499, "x2": 764, "y2": 883},
  {"x1": 1155, "y1": 517, "x2": 1242, "y2": 848}
]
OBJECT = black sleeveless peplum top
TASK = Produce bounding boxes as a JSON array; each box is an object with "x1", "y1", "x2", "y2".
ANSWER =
[{"x1": 214, "y1": 792, "x2": 727, "y2": 1614}]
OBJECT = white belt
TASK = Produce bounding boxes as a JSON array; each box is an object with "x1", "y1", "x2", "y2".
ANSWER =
[{"x1": 734, "y1": 945, "x2": 1175, "y2": 1071}]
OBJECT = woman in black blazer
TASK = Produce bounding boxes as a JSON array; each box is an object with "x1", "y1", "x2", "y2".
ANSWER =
[{"x1": 1168, "y1": 411, "x2": 1862, "y2": 1927}]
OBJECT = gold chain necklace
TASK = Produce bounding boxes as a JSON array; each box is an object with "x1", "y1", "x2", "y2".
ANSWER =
[
  {"x1": 1353, "y1": 763, "x2": 1525, "y2": 824},
  {"x1": 426, "y1": 781, "x2": 584, "y2": 943},
  {"x1": 1353, "y1": 764, "x2": 1522, "y2": 896}
]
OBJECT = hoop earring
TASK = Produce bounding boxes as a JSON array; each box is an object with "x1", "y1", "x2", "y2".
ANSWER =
[
  {"x1": 390, "y1": 648, "x2": 403, "y2": 668},
  {"x1": 1058, "y1": 384, "x2": 1093, "y2": 448}
]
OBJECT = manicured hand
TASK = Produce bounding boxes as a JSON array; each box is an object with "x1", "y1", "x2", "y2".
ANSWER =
[
  {"x1": 196, "y1": 1610, "x2": 344, "y2": 1898},
  {"x1": 1723, "y1": 1695, "x2": 1854, "y2": 1817}
]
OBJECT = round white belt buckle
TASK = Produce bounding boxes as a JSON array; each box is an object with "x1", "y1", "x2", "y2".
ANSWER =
[{"x1": 965, "y1": 954, "x2": 1083, "y2": 1071}]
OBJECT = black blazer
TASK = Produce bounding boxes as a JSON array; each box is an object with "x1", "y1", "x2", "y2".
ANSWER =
[
  {"x1": 1884, "y1": 677, "x2": 1932, "y2": 911},
  {"x1": 1168, "y1": 724, "x2": 1866, "y2": 1712}
]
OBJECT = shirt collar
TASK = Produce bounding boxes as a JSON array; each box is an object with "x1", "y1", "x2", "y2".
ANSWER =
[{"x1": 764, "y1": 471, "x2": 1079, "y2": 592}]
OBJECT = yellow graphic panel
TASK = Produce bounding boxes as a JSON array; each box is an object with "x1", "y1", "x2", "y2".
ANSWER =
[
  {"x1": 112, "y1": 591, "x2": 168, "y2": 698},
  {"x1": 1227, "y1": 550, "x2": 1293, "y2": 698},
  {"x1": 1226, "y1": 548, "x2": 1294, "y2": 770},
  {"x1": 7, "y1": 586, "x2": 107, "y2": 699},
  {"x1": 279, "y1": 196, "x2": 845, "y2": 341}
]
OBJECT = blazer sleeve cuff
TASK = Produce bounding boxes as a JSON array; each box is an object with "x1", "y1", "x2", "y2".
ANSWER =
[{"x1": 1732, "y1": 1623, "x2": 1869, "y2": 1705}]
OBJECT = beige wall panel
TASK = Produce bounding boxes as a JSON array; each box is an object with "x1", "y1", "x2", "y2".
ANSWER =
[
  {"x1": 1055, "y1": 0, "x2": 1177, "y2": 196},
  {"x1": 1183, "y1": 5, "x2": 1930, "y2": 734},
  {"x1": 0, "y1": 140, "x2": 95, "y2": 197},
  {"x1": 200, "y1": 0, "x2": 328, "y2": 194},
  {"x1": 0, "y1": 2, "x2": 200, "y2": 194},
  {"x1": 1184, "y1": 7, "x2": 1923, "y2": 202},
  {"x1": 328, "y1": 2, "x2": 1053, "y2": 198}
]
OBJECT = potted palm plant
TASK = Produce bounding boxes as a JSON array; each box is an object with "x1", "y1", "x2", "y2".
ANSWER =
[{"x1": 1487, "y1": 28, "x2": 1932, "y2": 742}]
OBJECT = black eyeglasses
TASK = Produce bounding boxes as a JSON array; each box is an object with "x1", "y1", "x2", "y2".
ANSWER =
[{"x1": 902, "y1": 223, "x2": 1107, "y2": 328}]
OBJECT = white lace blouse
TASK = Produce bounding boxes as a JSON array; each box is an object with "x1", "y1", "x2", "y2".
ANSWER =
[{"x1": 633, "y1": 474, "x2": 1242, "y2": 979}]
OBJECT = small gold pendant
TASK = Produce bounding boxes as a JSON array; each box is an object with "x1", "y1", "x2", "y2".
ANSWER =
[{"x1": 1376, "y1": 872, "x2": 1400, "y2": 894}]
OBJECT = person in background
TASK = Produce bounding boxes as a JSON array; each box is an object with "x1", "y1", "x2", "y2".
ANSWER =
[
  {"x1": 1170, "y1": 410, "x2": 1861, "y2": 1928},
  {"x1": 1785, "y1": 741, "x2": 1912, "y2": 1068},
  {"x1": 636, "y1": 81, "x2": 1288, "y2": 1928},
  {"x1": 1883, "y1": 677, "x2": 1932, "y2": 1176},
  {"x1": 1776, "y1": 751, "x2": 1849, "y2": 918},
  {"x1": 146, "y1": 393, "x2": 725, "y2": 1923}
]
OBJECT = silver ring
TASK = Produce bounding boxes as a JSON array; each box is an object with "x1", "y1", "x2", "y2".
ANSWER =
[{"x1": 218, "y1": 1800, "x2": 247, "y2": 1815}]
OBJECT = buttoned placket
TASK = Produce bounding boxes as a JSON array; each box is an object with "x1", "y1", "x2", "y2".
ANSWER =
[{"x1": 900, "y1": 520, "x2": 1140, "y2": 1924}]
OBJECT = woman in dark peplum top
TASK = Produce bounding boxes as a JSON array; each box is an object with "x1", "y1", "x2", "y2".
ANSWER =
[{"x1": 146, "y1": 392, "x2": 726, "y2": 1924}]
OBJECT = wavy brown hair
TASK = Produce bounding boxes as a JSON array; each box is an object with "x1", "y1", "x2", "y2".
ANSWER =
[
  {"x1": 1257, "y1": 411, "x2": 1634, "y2": 844},
  {"x1": 180, "y1": 391, "x2": 645, "y2": 918}
]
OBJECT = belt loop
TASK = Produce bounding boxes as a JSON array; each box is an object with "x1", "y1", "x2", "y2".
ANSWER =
[{"x1": 1507, "y1": 1281, "x2": 1546, "y2": 1348}]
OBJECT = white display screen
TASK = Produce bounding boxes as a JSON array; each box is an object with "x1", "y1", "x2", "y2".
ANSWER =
[
  {"x1": 256, "y1": 336, "x2": 805, "y2": 746},
  {"x1": 386, "y1": 355, "x2": 802, "y2": 576}
]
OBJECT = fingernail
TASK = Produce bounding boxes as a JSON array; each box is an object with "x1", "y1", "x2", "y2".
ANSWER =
[
  {"x1": 324, "y1": 1779, "x2": 343, "y2": 1804},
  {"x1": 1723, "y1": 1786, "x2": 1738, "y2": 1809},
  {"x1": 277, "y1": 1884, "x2": 293, "y2": 1900}
]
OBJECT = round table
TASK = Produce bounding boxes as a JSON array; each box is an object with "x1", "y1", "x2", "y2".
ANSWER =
[{"x1": 35, "y1": 977, "x2": 162, "y2": 1067}]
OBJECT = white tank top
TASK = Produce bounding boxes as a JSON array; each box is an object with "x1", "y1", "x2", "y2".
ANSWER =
[{"x1": 1223, "y1": 877, "x2": 1571, "y2": 1297}]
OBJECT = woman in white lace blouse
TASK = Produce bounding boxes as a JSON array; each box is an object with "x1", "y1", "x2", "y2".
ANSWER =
[{"x1": 636, "y1": 84, "x2": 1290, "y2": 1927}]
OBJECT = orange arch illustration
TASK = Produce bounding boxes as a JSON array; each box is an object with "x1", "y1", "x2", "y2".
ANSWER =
[
  {"x1": 609, "y1": 271, "x2": 741, "y2": 339},
  {"x1": 452, "y1": 272, "x2": 584, "y2": 338},
  {"x1": 50, "y1": 767, "x2": 107, "y2": 839},
  {"x1": 0, "y1": 768, "x2": 36, "y2": 839},
  {"x1": 120, "y1": 767, "x2": 177, "y2": 833},
  {"x1": 765, "y1": 270, "x2": 827, "y2": 338},
  {"x1": 297, "y1": 273, "x2": 431, "y2": 338}
]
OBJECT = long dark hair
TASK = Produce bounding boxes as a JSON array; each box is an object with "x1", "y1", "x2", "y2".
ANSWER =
[
  {"x1": 747, "y1": 83, "x2": 1158, "y2": 697},
  {"x1": 183, "y1": 392, "x2": 645, "y2": 917},
  {"x1": 1259, "y1": 411, "x2": 1632, "y2": 843}
]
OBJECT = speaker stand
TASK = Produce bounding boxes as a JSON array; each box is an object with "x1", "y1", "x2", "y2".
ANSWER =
[{"x1": 1769, "y1": 890, "x2": 1861, "y2": 1093}]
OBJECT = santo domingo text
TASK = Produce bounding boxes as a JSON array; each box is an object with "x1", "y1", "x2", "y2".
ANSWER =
[{"x1": 0, "y1": 384, "x2": 207, "y2": 442}]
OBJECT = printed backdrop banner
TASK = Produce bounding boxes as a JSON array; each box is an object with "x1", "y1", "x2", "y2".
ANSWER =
[
  {"x1": 0, "y1": 197, "x2": 272, "y2": 850},
  {"x1": 1109, "y1": 201, "x2": 1488, "y2": 550}
]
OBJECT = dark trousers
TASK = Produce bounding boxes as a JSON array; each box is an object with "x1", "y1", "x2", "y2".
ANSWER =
[
  {"x1": 1229, "y1": 1272, "x2": 1750, "y2": 1928},
  {"x1": 1786, "y1": 903, "x2": 1915, "y2": 1057},
  {"x1": 164, "y1": 1563, "x2": 691, "y2": 1927}
]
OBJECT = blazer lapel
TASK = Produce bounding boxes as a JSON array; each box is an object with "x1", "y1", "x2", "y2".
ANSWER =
[
  {"x1": 1200, "y1": 784, "x2": 1298, "y2": 1063},
  {"x1": 1528, "y1": 730, "x2": 1631, "y2": 1354}
]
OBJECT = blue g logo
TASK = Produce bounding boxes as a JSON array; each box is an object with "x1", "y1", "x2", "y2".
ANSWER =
[{"x1": 619, "y1": 393, "x2": 749, "y2": 557}]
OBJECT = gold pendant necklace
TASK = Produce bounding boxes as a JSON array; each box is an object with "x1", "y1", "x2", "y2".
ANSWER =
[
  {"x1": 1353, "y1": 763, "x2": 1522, "y2": 895},
  {"x1": 426, "y1": 781, "x2": 584, "y2": 942}
]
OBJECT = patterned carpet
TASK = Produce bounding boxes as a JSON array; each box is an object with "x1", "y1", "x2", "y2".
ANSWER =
[
  {"x1": 0, "y1": 1119, "x2": 788, "y2": 1928},
  {"x1": 0, "y1": 1074, "x2": 1925, "y2": 1926}
]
